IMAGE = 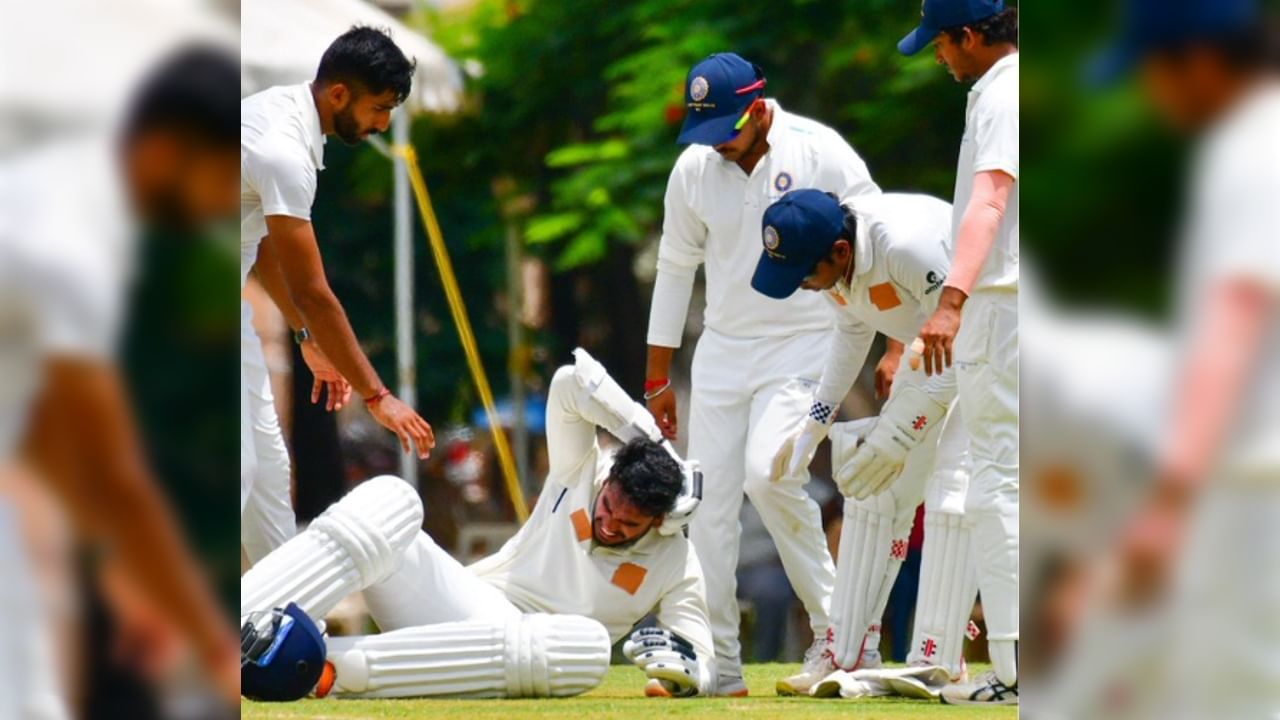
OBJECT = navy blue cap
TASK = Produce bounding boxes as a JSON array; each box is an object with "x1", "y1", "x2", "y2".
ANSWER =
[
  {"x1": 242, "y1": 603, "x2": 327, "y2": 702},
  {"x1": 677, "y1": 53, "x2": 766, "y2": 146},
  {"x1": 898, "y1": 0, "x2": 1005, "y2": 55},
  {"x1": 751, "y1": 189, "x2": 846, "y2": 300},
  {"x1": 1088, "y1": 0, "x2": 1258, "y2": 85}
]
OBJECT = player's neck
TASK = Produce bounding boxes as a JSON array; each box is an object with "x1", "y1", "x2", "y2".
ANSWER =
[
  {"x1": 972, "y1": 45, "x2": 1017, "y2": 80},
  {"x1": 310, "y1": 83, "x2": 336, "y2": 136},
  {"x1": 735, "y1": 105, "x2": 774, "y2": 175}
]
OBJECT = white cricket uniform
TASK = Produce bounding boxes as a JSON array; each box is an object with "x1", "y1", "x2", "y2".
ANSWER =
[
  {"x1": 239, "y1": 83, "x2": 327, "y2": 563},
  {"x1": 648, "y1": 100, "x2": 880, "y2": 674},
  {"x1": 1162, "y1": 81, "x2": 1280, "y2": 719},
  {"x1": 0, "y1": 136, "x2": 134, "y2": 720},
  {"x1": 362, "y1": 367, "x2": 715, "y2": 664},
  {"x1": 950, "y1": 51, "x2": 1019, "y2": 672}
]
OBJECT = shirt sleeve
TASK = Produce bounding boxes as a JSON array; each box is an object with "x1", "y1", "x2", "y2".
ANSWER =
[
  {"x1": 817, "y1": 130, "x2": 881, "y2": 201},
  {"x1": 815, "y1": 306, "x2": 877, "y2": 407},
  {"x1": 647, "y1": 156, "x2": 706, "y2": 346},
  {"x1": 244, "y1": 143, "x2": 316, "y2": 220},
  {"x1": 542, "y1": 367, "x2": 602, "y2": 488},
  {"x1": 655, "y1": 543, "x2": 717, "y2": 692},
  {"x1": 971, "y1": 87, "x2": 1019, "y2": 180}
]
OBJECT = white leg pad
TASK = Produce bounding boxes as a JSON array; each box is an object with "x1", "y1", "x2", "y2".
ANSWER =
[
  {"x1": 831, "y1": 492, "x2": 909, "y2": 669},
  {"x1": 326, "y1": 614, "x2": 611, "y2": 698},
  {"x1": 240, "y1": 476, "x2": 423, "y2": 619},
  {"x1": 907, "y1": 510, "x2": 978, "y2": 679}
]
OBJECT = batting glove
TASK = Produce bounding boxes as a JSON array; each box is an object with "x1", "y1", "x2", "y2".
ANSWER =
[
  {"x1": 835, "y1": 385, "x2": 948, "y2": 499},
  {"x1": 771, "y1": 399, "x2": 838, "y2": 482},
  {"x1": 623, "y1": 627, "x2": 702, "y2": 697}
]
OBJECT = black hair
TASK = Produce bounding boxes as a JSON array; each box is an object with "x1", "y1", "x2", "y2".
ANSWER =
[
  {"x1": 315, "y1": 26, "x2": 416, "y2": 104},
  {"x1": 609, "y1": 438, "x2": 683, "y2": 517},
  {"x1": 122, "y1": 44, "x2": 239, "y2": 146},
  {"x1": 943, "y1": 7, "x2": 1019, "y2": 48},
  {"x1": 1155, "y1": 18, "x2": 1280, "y2": 72}
]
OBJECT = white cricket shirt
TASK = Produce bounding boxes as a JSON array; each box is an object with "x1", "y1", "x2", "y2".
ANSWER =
[
  {"x1": 814, "y1": 193, "x2": 956, "y2": 406},
  {"x1": 240, "y1": 83, "x2": 326, "y2": 289},
  {"x1": 649, "y1": 100, "x2": 880, "y2": 345},
  {"x1": 952, "y1": 52, "x2": 1018, "y2": 294}
]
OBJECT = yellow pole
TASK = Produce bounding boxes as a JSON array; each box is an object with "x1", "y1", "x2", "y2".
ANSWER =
[{"x1": 393, "y1": 144, "x2": 529, "y2": 521}]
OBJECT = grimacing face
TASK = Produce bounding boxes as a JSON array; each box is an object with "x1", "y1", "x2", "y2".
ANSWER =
[
  {"x1": 592, "y1": 480, "x2": 661, "y2": 546},
  {"x1": 332, "y1": 86, "x2": 400, "y2": 145}
]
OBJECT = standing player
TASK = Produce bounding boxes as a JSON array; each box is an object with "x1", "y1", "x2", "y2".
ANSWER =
[
  {"x1": 242, "y1": 350, "x2": 716, "y2": 700},
  {"x1": 899, "y1": 0, "x2": 1019, "y2": 705},
  {"x1": 751, "y1": 189, "x2": 978, "y2": 696},
  {"x1": 644, "y1": 52, "x2": 880, "y2": 694},
  {"x1": 240, "y1": 26, "x2": 435, "y2": 564}
]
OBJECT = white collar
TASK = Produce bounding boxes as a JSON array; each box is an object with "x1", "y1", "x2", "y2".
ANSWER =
[{"x1": 971, "y1": 51, "x2": 1018, "y2": 97}]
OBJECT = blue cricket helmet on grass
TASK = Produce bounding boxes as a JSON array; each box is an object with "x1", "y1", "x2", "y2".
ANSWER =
[
  {"x1": 676, "y1": 53, "x2": 767, "y2": 146},
  {"x1": 751, "y1": 189, "x2": 846, "y2": 300},
  {"x1": 898, "y1": 0, "x2": 1006, "y2": 55},
  {"x1": 241, "y1": 603, "x2": 328, "y2": 702}
]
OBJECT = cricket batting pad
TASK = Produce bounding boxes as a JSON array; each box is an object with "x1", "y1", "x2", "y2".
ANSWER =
[
  {"x1": 241, "y1": 475, "x2": 423, "y2": 620},
  {"x1": 830, "y1": 492, "x2": 910, "y2": 669},
  {"x1": 325, "y1": 613, "x2": 611, "y2": 698},
  {"x1": 907, "y1": 510, "x2": 978, "y2": 679}
]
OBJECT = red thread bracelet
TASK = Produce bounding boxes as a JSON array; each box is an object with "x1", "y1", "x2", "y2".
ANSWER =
[
  {"x1": 644, "y1": 378, "x2": 670, "y2": 393},
  {"x1": 364, "y1": 387, "x2": 391, "y2": 406}
]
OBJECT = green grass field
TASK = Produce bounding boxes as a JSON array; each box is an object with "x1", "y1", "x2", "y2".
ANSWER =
[{"x1": 243, "y1": 662, "x2": 1018, "y2": 719}]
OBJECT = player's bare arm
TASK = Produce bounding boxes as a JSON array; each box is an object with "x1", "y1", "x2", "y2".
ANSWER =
[
  {"x1": 645, "y1": 344, "x2": 679, "y2": 440},
  {"x1": 22, "y1": 357, "x2": 240, "y2": 701},
  {"x1": 263, "y1": 214, "x2": 435, "y2": 457},
  {"x1": 875, "y1": 337, "x2": 905, "y2": 399},
  {"x1": 919, "y1": 169, "x2": 1014, "y2": 375}
]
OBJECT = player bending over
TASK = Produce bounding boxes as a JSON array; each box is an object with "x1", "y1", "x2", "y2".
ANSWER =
[{"x1": 240, "y1": 349, "x2": 715, "y2": 701}]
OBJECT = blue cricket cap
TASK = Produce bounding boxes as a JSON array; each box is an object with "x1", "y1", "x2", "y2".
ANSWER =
[
  {"x1": 1088, "y1": 0, "x2": 1259, "y2": 85},
  {"x1": 898, "y1": 0, "x2": 1005, "y2": 55},
  {"x1": 677, "y1": 53, "x2": 767, "y2": 146},
  {"x1": 241, "y1": 603, "x2": 327, "y2": 702},
  {"x1": 751, "y1": 189, "x2": 846, "y2": 300}
]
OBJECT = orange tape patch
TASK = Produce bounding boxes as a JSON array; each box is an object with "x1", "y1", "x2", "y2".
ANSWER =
[
  {"x1": 611, "y1": 562, "x2": 648, "y2": 595},
  {"x1": 571, "y1": 509, "x2": 592, "y2": 542},
  {"x1": 868, "y1": 282, "x2": 902, "y2": 311}
]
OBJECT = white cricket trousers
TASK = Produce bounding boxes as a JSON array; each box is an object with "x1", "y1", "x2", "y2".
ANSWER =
[
  {"x1": 240, "y1": 299, "x2": 296, "y2": 565},
  {"x1": 687, "y1": 327, "x2": 837, "y2": 676},
  {"x1": 954, "y1": 290, "x2": 1018, "y2": 677}
]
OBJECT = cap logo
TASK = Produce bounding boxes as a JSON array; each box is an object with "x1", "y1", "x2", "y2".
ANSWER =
[
  {"x1": 773, "y1": 171, "x2": 793, "y2": 192},
  {"x1": 763, "y1": 225, "x2": 782, "y2": 255},
  {"x1": 690, "y1": 76, "x2": 709, "y2": 102}
]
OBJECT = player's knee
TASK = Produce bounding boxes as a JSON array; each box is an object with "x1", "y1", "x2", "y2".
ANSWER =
[
  {"x1": 310, "y1": 475, "x2": 424, "y2": 588},
  {"x1": 510, "y1": 614, "x2": 610, "y2": 698}
]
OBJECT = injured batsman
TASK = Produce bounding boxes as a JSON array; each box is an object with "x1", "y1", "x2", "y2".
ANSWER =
[{"x1": 240, "y1": 349, "x2": 715, "y2": 701}]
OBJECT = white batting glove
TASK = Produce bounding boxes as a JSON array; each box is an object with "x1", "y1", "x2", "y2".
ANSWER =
[
  {"x1": 623, "y1": 627, "x2": 702, "y2": 697},
  {"x1": 771, "y1": 399, "x2": 838, "y2": 482},
  {"x1": 835, "y1": 385, "x2": 948, "y2": 499}
]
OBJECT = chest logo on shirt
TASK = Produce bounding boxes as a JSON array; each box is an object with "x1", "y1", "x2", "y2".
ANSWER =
[
  {"x1": 611, "y1": 562, "x2": 648, "y2": 595},
  {"x1": 773, "y1": 171, "x2": 793, "y2": 192},
  {"x1": 570, "y1": 509, "x2": 592, "y2": 542},
  {"x1": 924, "y1": 270, "x2": 946, "y2": 294},
  {"x1": 869, "y1": 282, "x2": 902, "y2": 311}
]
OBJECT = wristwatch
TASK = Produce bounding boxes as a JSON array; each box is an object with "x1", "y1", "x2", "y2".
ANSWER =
[{"x1": 293, "y1": 327, "x2": 311, "y2": 345}]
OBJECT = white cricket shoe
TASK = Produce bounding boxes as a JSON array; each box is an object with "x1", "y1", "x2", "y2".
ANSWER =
[
  {"x1": 939, "y1": 670, "x2": 1018, "y2": 705},
  {"x1": 775, "y1": 633, "x2": 836, "y2": 696},
  {"x1": 715, "y1": 674, "x2": 749, "y2": 697}
]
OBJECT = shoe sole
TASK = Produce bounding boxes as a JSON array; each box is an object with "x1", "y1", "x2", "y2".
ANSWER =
[
  {"x1": 775, "y1": 681, "x2": 804, "y2": 696},
  {"x1": 940, "y1": 696, "x2": 1018, "y2": 705}
]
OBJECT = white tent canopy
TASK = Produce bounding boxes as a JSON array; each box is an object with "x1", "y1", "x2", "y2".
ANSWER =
[{"x1": 241, "y1": 0, "x2": 463, "y2": 114}]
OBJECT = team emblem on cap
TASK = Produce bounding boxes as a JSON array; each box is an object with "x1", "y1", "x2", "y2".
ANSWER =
[
  {"x1": 763, "y1": 225, "x2": 781, "y2": 251},
  {"x1": 774, "y1": 171, "x2": 793, "y2": 192},
  {"x1": 690, "y1": 76, "x2": 709, "y2": 102}
]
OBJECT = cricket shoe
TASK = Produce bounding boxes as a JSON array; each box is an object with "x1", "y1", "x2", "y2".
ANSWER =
[
  {"x1": 775, "y1": 632, "x2": 836, "y2": 696},
  {"x1": 939, "y1": 670, "x2": 1018, "y2": 705},
  {"x1": 715, "y1": 674, "x2": 749, "y2": 697}
]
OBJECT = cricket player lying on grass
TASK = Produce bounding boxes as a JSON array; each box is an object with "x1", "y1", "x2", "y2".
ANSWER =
[
  {"x1": 241, "y1": 349, "x2": 716, "y2": 701},
  {"x1": 753, "y1": 190, "x2": 980, "y2": 698}
]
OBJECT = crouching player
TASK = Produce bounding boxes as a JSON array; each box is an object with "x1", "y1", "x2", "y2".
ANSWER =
[
  {"x1": 752, "y1": 190, "x2": 978, "y2": 696},
  {"x1": 240, "y1": 349, "x2": 715, "y2": 701}
]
